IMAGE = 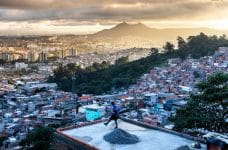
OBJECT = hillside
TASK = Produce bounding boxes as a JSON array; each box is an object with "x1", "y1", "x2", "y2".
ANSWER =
[
  {"x1": 49, "y1": 33, "x2": 228, "y2": 95},
  {"x1": 92, "y1": 22, "x2": 228, "y2": 41},
  {"x1": 93, "y1": 22, "x2": 153, "y2": 38}
]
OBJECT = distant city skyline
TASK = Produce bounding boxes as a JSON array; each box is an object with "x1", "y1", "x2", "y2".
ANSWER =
[{"x1": 0, "y1": 0, "x2": 228, "y2": 35}]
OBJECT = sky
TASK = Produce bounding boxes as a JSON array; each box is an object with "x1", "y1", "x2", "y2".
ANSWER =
[{"x1": 0, "y1": 0, "x2": 228, "y2": 35}]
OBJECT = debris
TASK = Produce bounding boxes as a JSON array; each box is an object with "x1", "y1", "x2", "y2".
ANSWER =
[
  {"x1": 175, "y1": 145, "x2": 191, "y2": 150},
  {"x1": 191, "y1": 142, "x2": 201, "y2": 149},
  {"x1": 103, "y1": 128, "x2": 140, "y2": 144}
]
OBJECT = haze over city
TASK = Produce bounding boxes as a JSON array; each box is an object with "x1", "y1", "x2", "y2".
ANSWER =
[{"x1": 0, "y1": 0, "x2": 228, "y2": 35}]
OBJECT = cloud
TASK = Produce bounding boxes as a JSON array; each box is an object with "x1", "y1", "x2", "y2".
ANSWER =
[
  {"x1": 0, "y1": 0, "x2": 225, "y2": 9},
  {"x1": 0, "y1": 0, "x2": 227, "y2": 28}
]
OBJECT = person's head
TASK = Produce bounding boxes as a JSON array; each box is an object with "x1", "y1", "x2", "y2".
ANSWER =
[{"x1": 111, "y1": 101, "x2": 115, "y2": 106}]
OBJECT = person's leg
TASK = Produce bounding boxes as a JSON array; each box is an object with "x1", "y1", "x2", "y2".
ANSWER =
[
  {"x1": 114, "y1": 119, "x2": 118, "y2": 128},
  {"x1": 104, "y1": 118, "x2": 111, "y2": 125},
  {"x1": 104, "y1": 115, "x2": 114, "y2": 125},
  {"x1": 114, "y1": 115, "x2": 118, "y2": 128}
]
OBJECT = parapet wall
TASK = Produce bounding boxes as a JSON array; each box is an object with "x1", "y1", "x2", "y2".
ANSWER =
[
  {"x1": 120, "y1": 117, "x2": 206, "y2": 144},
  {"x1": 54, "y1": 118, "x2": 205, "y2": 150},
  {"x1": 54, "y1": 120, "x2": 104, "y2": 150}
]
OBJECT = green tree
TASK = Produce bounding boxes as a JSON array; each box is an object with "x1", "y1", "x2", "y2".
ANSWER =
[
  {"x1": 193, "y1": 71, "x2": 200, "y2": 78},
  {"x1": 20, "y1": 127, "x2": 54, "y2": 150},
  {"x1": 0, "y1": 136, "x2": 6, "y2": 147},
  {"x1": 150, "y1": 48, "x2": 159, "y2": 55},
  {"x1": 171, "y1": 72, "x2": 228, "y2": 133},
  {"x1": 177, "y1": 36, "x2": 186, "y2": 50},
  {"x1": 0, "y1": 59, "x2": 6, "y2": 65},
  {"x1": 115, "y1": 56, "x2": 128, "y2": 65},
  {"x1": 163, "y1": 42, "x2": 175, "y2": 53}
]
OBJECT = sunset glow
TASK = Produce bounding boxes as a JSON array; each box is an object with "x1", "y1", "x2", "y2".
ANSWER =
[{"x1": 0, "y1": 0, "x2": 227, "y2": 35}]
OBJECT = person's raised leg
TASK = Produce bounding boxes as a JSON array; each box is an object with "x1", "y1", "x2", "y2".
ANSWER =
[
  {"x1": 104, "y1": 119, "x2": 110, "y2": 126},
  {"x1": 104, "y1": 115, "x2": 113, "y2": 126}
]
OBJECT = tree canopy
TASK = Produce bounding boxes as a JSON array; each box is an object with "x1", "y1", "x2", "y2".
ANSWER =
[
  {"x1": 19, "y1": 126, "x2": 54, "y2": 150},
  {"x1": 171, "y1": 72, "x2": 228, "y2": 133},
  {"x1": 163, "y1": 41, "x2": 175, "y2": 53}
]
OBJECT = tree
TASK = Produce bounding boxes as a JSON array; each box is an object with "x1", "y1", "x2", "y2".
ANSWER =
[
  {"x1": 193, "y1": 71, "x2": 200, "y2": 78},
  {"x1": 171, "y1": 72, "x2": 228, "y2": 133},
  {"x1": 0, "y1": 136, "x2": 6, "y2": 147},
  {"x1": 186, "y1": 33, "x2": 212, "y2": 58},
  {"x1": 20, "y1": 126, "x2": 54, "y2": 150},
  {"x1": 101, "y1": 61, "x2": 110, "y2": 69},
  {"x1": 177, "y1": 36, "x2": 186, "y2": 50},
  {"x1": 150, "y1": 48, "x2": 159, "y2": 55},
  {"x1": 115, "y1": 56, "x2": 128, "y2": 65},
  {"x1": 0, "y1": 59, "x2": 6, "y2": 65},
  {"x1": 163, "y1": 42, "x2": 175, "y2": 53}
]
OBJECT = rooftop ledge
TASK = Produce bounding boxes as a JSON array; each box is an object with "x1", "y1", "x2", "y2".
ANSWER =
[{"x1": 55, "y1": 118, "x2": 206, "y2": 150}]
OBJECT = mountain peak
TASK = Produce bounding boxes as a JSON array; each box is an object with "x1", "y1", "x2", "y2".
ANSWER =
[
  {"x1": 113, "y1": 22, "x2": 150, "y2": 30},
  {"x1": 135, "y1": 22, "x2": 148, "y2": 28},
  {"x1": 115, "y1": 22, "x2": 129, "y2": 28},
  {"x1": 93, "y1": 22, "x2": 153, "y2": 38}
]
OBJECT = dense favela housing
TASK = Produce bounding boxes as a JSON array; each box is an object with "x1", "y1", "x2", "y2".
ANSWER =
[
  {"x1": 0, "y1": 43, "x2": 227, "y2": 150},
  {"x1": 1, "y1": 0, "x2": 228, "y2": 149}
]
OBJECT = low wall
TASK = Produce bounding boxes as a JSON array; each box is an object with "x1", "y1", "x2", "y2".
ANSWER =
[
  {"x1": 54, "y1": 118, "x2": 206, "y2": 150},
  {"x1": 121, "y1": 117, "x2": 206, "y2": 144},
  {"x1": 55, "y1": 120, "x2": 105, "y2": 150}
]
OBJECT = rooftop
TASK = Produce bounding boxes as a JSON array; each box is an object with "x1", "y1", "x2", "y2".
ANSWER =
[{"x1": 57, "y1": 119, "x2": 206, "y2": 150}]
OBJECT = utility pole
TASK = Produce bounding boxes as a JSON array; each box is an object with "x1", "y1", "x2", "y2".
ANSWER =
[
  {"x1": 71, "y1": 71, "x2": 77, "y2": 118},
  {"x1": 71, "y1": 71, "x2": 81, "y2": 120},
  {"x1": 72, "y1": 71, "x2": 76, "y2": 95}
]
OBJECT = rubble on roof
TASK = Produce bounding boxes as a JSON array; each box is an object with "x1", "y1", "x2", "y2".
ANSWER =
[{"x1": 103, "y1": 128, "x2": 140, "y2": 144}]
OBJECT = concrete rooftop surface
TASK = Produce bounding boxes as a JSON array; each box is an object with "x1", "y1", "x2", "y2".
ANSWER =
[{"x1": 62, "y1": 120, "x2": 206, "y2": 150}]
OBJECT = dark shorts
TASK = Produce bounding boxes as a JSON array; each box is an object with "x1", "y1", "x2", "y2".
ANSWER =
[{"x1": 110, "y1": 114, "x2": 119, "y2": 121}]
